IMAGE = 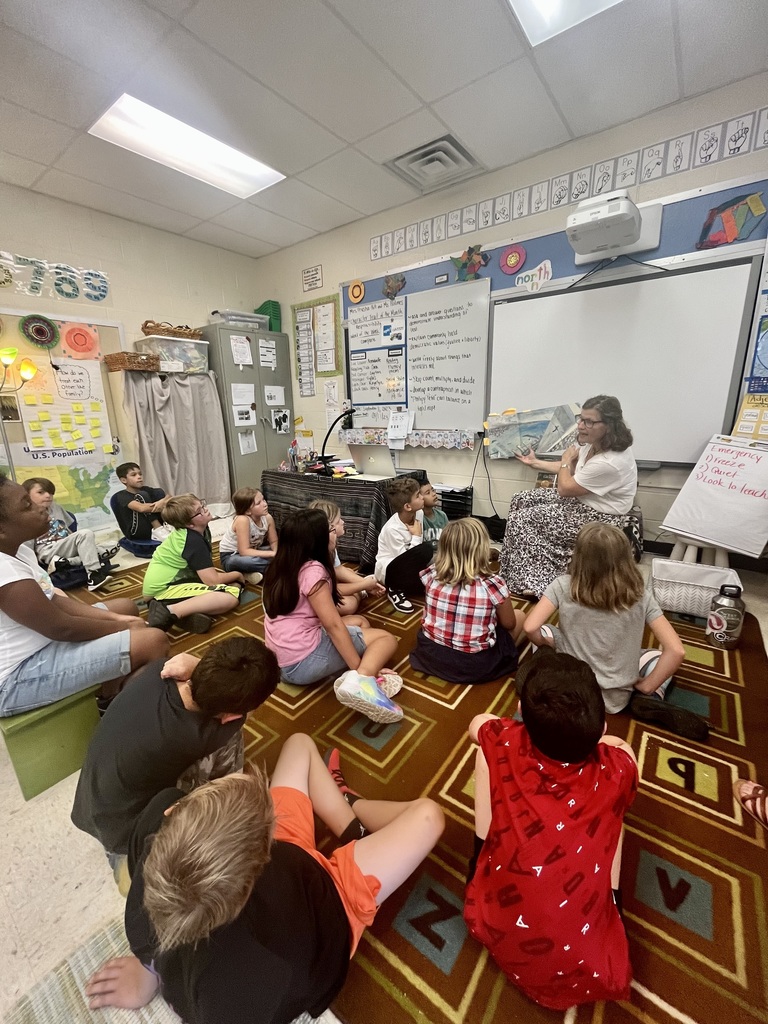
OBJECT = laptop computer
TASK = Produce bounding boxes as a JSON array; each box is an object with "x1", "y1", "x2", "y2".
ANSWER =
[{"x1": 347, "y1": 443, "x2": 396, "y2": 480}]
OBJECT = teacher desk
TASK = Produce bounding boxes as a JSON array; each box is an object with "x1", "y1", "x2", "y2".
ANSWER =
[{"x1": 260, "y1": 469, "x2": 426, "y2": 573}]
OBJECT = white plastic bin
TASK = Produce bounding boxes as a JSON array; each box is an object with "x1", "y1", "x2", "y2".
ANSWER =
[{"x1": 135, "y1": 335, "x2": 209, "y2": 373}]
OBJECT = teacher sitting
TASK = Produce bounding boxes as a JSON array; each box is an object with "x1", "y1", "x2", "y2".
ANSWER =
[{"x1": 499, "y1": 395, "x2": 637, "y2": 599}]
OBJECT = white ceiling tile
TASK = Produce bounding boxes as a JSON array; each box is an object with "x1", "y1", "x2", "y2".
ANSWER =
[
  {"x1": 433, "y1": 60, "x2": 570, "y2": 169},
  {"x1": 533, "y1": 0, "x2": 679, "y2": 137},
  {"x1": 249, "y1": 179, "x2": 362, "y2": 233},
  {"x1": 356, "y1": 109, "x2": 450, "y2": 164},
  {"x1": 53, "y1": 136, "x2": 242, "y2": 220},
  {"x1": 298, "y1": 150, "x2": 420, "y2": 215},
  {"x1": 325, "y1": 0, "x2": 527, "y2": 102},
  {"x1": 124, "y1": 28, "x2": 345, "y2": 176},
  {"x1": 0, "y1": 99, "x2": 76, "y2": 164},
  {"x1": 182, "y1": 0, "x2": 421, "y2": 142},
  {"x1": 677, "y1": 0, "x2": 768, "y2": 96},
  {"x1": 141, "y1": 0, "x2": 196, "y2": 18},
  {"x1": 0, "y1": 26, "x2": 118, "y2": 129},
  {"x1": 33, "y1": 169, "x2": 202, "y2": 234},
  {"x1": 1, "y1": 0, "x2": 171, "y2": 84},
  {"x1": 0, "y1": 150, "x2": 47, "y2": 189},
  {"x1": 184, "y1": 223, "x2": 278, "y2": 259},
  {"x1": 212, "y1": 204, "x2": 317, "y2": 247}
]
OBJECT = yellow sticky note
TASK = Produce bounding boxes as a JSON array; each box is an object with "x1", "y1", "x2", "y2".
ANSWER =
[
  {"x1": 747, "y1": 193, "x2": 767, "y2": 217},
  {"x1": 72, "y1": 403, "x2": 84, "y2": 412},
  {"x1": 29, "y1": 421, "x2": 41, "y2": 432},
  {"x1": 23, "y1": 394, "x2": 37, "y2": 406},
  {"x1": 32, "y1": 438, "x2": 45, "y2": 448},
  {"x1": 90, "y1": 401, "x2": 100, "y2": 412},
  {"x1": 71, "y1": 429, "x2": 83, "y2": 440},
  {"x1": 66, "y1": 441, "x2": 77, "y2": 451},
  {"x1": 483, "y1": 437, "x2": 490, "y2": 446},
  {"x1": 483, "y1": 421, "x2": 489, "y2": 430},
  {"x1": 502, "y1": 407, "x2": 517, "y2": 416},
  {"x1": 41, "y1": 394, "x2": 54, "y2": 404},
  {"x1": 75, "y1": 415, "x2": 87, "y2": 425},
  {"x1": 89, "y1": 418, "x2": 100, "y2": 428},
  {"x1": 39, "y1": 411, "x2": 51, "y2": 422},
  {"x1": 90, "y1": 427, "x2": 102, "y2": 438},
  {"x1": 102, "y1": 443, "x2": 114, "y2": 454},
  {"x1": 84, "y1": 442, "x2": 96, "y2": 452}
]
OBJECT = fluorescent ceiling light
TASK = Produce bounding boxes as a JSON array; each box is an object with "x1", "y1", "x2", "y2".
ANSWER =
[
  {"x1": 88, "y1": 94, "x2": 284, "y2": 199},
  {"x1": 507, "y1": 0, "x2": 626, "y2": 46}
]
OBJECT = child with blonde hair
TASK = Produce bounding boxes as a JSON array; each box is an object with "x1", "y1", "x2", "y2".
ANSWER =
[
  {"x1": 410, "y1": 517, "x2": 524, "y2": 684},
  {"x1": 308, "y1": 499, "x2": 384, "y2": 615},
  {"x1": 524, "y1": 522, "x2": 708, "y2": 740},
  {"x1": 218, "y1": 487, "x2": 277, "y2": 585}
]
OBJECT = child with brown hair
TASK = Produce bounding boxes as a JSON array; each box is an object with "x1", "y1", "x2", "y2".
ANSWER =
[
  {"x1": 374, "y1": 476, "x2": 433, "y2": 614},
  {"x1": 218, "y1": 486, "x2": 277, "y2": 585},
  {"x1": 308, "y1": 498, "x2": 384, "y2": 614},
  {"x1": 524, "y1": 522, "x2": 708, "y2": 740},
  {"x1": 410, "y1": 517, "x2": 524, "y2": 683},
  {"x1": 143, "y1": 494, "x2": 244, "y2": 635}
]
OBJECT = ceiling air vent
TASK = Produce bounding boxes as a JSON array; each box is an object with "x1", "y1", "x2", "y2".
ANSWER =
[{"x1": 385, "y1": 135, "x2": 484, "y2": 194}]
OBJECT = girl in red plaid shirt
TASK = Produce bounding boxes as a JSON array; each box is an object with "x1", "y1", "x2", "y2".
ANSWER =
[{"x1": 409, "y1": 518, "x2": 525, "y2": 684}]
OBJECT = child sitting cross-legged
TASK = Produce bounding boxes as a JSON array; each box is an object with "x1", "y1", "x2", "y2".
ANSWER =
[
  {"x1": 524, "y1": 522, "x2": 708, "y2": 741},
  {"x1": 374, "y1": 476, "x2": 434, "y2": 615},
  {"x1": 464, "y1": 648, "x2": 638, "y2": 1010},
  {"x1": 308, "y1": 498, "x2": 385, "y2": 615},
  {"x1": 419, "y1": 479, "x2": 448, "y2": 545},
  {"x1": 263, "y1": 508, "x2": 403, "y2": 723},
  {"x1": 218, "y1": 486, "x2": 277, "y2": 586},
  {"x1": 143, "y1": 494, "x2": 244, "y2": 635},
  {"x1": 113, "y1": 462, "x2": 172, "y2": 543},
  {"x1": 410, "y1": 517, "x2": 524, "y2": 684}
]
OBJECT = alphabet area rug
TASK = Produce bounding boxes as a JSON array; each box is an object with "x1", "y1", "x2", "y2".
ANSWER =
[{"x1": 78, "y1": 568, "x2": 768, "y2": 1024}]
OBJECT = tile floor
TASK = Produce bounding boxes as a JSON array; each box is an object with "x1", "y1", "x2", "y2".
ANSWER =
[{"x1": 1, "y1": 552, "x2": 767, "y2": 1018}]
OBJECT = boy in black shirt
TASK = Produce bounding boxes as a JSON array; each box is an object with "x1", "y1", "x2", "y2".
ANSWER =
[
  {"x1": 84, "y1": 735, "x2": 444, "y2": 1021},
  {"x1": 71, "y1": 637, "x2": 280, "y2": 891},
  {"x1": 112, "y1": 462, "x2": 171, "y2": 542}
]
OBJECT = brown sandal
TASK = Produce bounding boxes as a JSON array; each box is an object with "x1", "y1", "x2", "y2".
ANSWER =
[{"x1": 733, "y1": 779, "x2": 768, "y2": 830}]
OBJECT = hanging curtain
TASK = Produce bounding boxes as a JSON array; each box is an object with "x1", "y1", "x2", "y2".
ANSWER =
[{"x1": 122, "y1": 372, "x2": 231, "y2": 509}]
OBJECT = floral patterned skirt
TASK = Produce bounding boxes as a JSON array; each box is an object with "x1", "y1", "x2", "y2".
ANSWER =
[{"x1": 499, "y1": 488, "x2": 628, "y2": 599}]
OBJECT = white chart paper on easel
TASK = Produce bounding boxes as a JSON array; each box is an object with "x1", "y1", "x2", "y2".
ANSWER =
[{"x1": 662, "y1": 434, "x2": 768, "y2": 557}]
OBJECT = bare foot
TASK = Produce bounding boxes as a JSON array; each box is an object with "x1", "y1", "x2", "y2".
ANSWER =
[{"x1": 85, "y1": 955, "x2": 159, "y2": 1009}]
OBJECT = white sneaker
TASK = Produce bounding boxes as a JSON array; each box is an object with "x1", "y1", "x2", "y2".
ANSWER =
[
  {"x1": 376, "y1": 671, "x2": 403, "y2": 698},
  {"x1": 151, "y1": 525, "x2": 173, "y2": 541},
  {"x1": 334, "y1": 670, "x2": 403, "y2": 724},
  {"x1": 387, "y1": 590, "x2": 414, "y2": 614},
  {"x1": 245, "y1": 571, "x2": 264, "y2": 585}
]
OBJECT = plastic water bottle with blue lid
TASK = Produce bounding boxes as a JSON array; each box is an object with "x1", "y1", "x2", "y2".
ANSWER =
[{"x1": 706, "y1": 584, "x2": 745, "y2": 649}]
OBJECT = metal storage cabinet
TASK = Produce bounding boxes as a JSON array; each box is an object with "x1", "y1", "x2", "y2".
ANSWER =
[{"x1": 199, "y1": 324, "x2": 293, "y2": 493}]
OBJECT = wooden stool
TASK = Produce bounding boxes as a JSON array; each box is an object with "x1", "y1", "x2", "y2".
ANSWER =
[{"x1": 0, "y1": 686, "x2": 100, "y2": 801}]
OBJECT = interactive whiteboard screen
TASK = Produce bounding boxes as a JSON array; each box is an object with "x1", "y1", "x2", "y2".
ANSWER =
[{"x1": 489, "y1": 261, "x2": 754, "y2": 463}]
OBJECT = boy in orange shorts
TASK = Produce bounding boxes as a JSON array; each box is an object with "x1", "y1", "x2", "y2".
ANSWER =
[{"x1": 85, "y1": 734, "x2": 444, "y2": 1021}]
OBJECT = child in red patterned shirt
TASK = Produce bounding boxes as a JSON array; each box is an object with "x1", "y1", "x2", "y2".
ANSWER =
[{"x1": 409, "y1": 518, "x2": 524, "y2": 684}]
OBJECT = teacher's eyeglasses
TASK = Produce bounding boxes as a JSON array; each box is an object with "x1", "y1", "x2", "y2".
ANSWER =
[
  {"x1": 577, "y1": 416, "x2": 604, "y2": 428},
  {"x1": 191, "y1": 502, "x2": 208, "y2": 517}
]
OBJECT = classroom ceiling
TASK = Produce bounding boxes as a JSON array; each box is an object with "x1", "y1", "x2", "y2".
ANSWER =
[{"x1": 0, "y1": 0, "x2": 766, "y2": 259}]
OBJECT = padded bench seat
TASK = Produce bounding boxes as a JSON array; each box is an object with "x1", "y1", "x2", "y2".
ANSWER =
[{"x1": 0, "y1": 686, "x2": 100, "y2": 800}]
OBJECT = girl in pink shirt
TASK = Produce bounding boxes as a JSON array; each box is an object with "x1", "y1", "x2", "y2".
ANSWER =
[{"x1": 263, "y1": 509, "x2": 403, "y2": 723}]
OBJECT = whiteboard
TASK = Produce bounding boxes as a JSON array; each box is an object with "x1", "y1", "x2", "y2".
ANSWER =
[
  {"x1": 407, "y1": 279, "x2": 490, "y2": 430},
  {"x1": 489, "y1": 261, "x2": 755, "y2": 463},
  {"x1": 662, "y1": 435, "x2": 768, "y2": 556}
]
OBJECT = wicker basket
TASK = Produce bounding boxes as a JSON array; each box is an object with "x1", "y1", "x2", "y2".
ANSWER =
[
  {"x1": 141, "y1": 320, "x2": 203, "y2": 340},
  {"x1": 104, "y1": 351, "x2": 160, "y2": 372}
]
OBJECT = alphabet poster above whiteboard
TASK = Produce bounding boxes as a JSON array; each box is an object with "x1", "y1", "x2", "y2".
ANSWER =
[
  {"x1": 662, "y1": 434, "x2": 768, "y2": 557},
  {"x1": 347, "y1": 279, "x2": 490, "y2": 432}
]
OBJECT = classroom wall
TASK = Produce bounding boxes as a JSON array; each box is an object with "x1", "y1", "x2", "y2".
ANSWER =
[
  {"x1": 246, "y1": 71, "x2": 768, "y2": 546},
  {"x1": 2, "y1": 72, "x2": 766, "y2": 545}
]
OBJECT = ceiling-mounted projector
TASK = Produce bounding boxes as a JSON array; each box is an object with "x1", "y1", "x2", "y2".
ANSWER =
[
  {"x1": 565, "y1": 190, "x2": 663, "y2": 265},
  {"x1": 566, "y1": 191, "x2": 641, "y2": 254}
]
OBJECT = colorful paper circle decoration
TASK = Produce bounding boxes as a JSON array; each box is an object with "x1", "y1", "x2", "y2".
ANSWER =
[
  {"x1": 499, "y1": 244, "x2": 527, "y2": 275},
  {"x1": 64, "y1": 323, "x2": 98, "y2": 357},
  {"x1": 20, "y1": 314, "x2": 60, "y2": 349},
  {"x1": 348, "y1": 280, "x2": 365, "y2": 304}
]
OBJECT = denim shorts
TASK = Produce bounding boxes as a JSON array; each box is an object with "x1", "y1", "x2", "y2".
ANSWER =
[
  {"x1": 281, "y1": 626, "x2": 366, "y2": 687},
  {"x1": 0, "y1": 627, "x2": 132, "y2": 716}
]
